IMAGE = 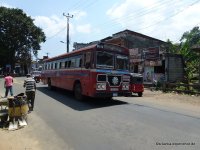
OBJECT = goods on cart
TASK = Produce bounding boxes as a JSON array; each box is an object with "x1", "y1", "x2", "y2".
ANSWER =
[
  {"x1": 8, "y1": 93, "x2": 28, "y2": 129},
  {"x1": 8, "y1": 93, "x2": 29, "y2": 118},
  {"x1": 0, "y1": 93, "x2": 29, "y2": 130}
]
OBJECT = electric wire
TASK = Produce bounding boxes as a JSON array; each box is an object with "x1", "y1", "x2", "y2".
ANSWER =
[
  {"x1": 90, "y1": 0, "x2": 200, "y2": 41},
  {"x1": 98, "y1": 0, "x2": 189, "y2": 33},
  {"x1": 96, "y1": 0, "x2": 173, "y2": 27},
  {"x1": 46, "y1": 0, "x2": 200, "y2": 45},
  {"x1": 46, "y1": 26, "x2": 66, "y2": 40},
  {"x1": 45, "y1": 0, "x2": 99, "y2": 41}
]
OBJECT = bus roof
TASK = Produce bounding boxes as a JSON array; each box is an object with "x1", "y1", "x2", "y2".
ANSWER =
[{"x1": 45, "y1": 42, "x2": 129, "y2": 62}]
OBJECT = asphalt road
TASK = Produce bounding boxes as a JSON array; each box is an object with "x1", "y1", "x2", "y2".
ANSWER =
[{"x1": 0, "y1": 77, "x2": 199, "y2": 150}]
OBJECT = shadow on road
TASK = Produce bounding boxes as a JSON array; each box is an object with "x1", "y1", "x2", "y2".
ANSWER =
[{"x1": 37, "y1": 86, "x2": 128, "y2": 111}]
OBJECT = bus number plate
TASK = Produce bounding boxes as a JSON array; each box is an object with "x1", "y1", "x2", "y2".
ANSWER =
[
  {"x1": 113, "y1": 93, "x2": 118, "y2": 97},
  {"x1": 110, "y1": 88, "x2": 118, "y2": 91}
]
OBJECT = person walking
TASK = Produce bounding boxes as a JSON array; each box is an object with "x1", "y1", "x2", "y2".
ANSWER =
[
  {"x1": 23, "y1": 74, "x2": 36, "y2": 111},
  {"x1": 4, "y1": 72, "x2": 14, "y2": 97}
]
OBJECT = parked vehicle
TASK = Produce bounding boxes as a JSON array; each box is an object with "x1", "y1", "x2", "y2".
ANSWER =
[
  {"x1": 130, "y1": 73, "x2": 144, "y2": 97},
  {"x1": 32, "y1": 71, "x2": 41, "y2": 83}
]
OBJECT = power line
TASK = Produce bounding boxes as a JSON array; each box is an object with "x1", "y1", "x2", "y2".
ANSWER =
[
  {"x1": 85, "y1": 0, "x2": 200, "y2": 40},
  {"x1": 74, "y1": 0, "x2": 175, "y2": 41},
  {"x1": 136, "y1": 0, "x2": 200, "y2": 32},
  {"x1": 67, "y1": 0, "x2": 83, "y2": 12},
  {"x1": 46, "y1": 0, "x2": 99, "y2": 41},
  {"x1": 92, "y1": 0, "x2": 173, "y2": 30},
  {"x1": 46, "y1": 26, "x2": 66, "y2": 40},
  {"x1": 73, "y1": 0, "x2": 99, "y2": 16},
  {"x1": 80, "y1": 0, "x2": 178, "y2": 38}
]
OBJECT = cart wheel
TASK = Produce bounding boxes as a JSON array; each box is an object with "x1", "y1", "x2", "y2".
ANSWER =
[{"x1": 48, "y1": 78, "x2": 55, "y2": 90}]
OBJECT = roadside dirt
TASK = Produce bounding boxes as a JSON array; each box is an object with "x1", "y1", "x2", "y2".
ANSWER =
[
  {"x1": 0, "y1": 89, "x2": 199, "y2": 150},
  {"x1": 139, "y1": 88, "x2": 200, "y2": 116}
]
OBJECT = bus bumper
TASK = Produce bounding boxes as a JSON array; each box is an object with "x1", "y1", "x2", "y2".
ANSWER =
[{"x1": 94, "y1": 91, "x2": 131, "y2": 98}]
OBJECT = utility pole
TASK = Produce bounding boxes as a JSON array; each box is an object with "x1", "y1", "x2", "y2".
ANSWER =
[{"x1": 63, "y1": 13, "x2": 73, "y2": 53}]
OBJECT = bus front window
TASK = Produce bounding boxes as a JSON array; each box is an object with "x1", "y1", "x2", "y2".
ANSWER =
[
  {"x1": 116, "y1": 55, "x2": 129, "y2": 70},
  {"x1": 96, "y1": 52, "x2": 114, "y2": 69}
]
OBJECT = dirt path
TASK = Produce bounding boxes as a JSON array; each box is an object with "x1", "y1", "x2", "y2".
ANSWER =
[{"x1": 140, "y1": 89, "x2": 200, "y2": 117}]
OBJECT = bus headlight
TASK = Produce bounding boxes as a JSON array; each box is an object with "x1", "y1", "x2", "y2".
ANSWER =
[
  {"x1": 96, "y1": 83, "x2": 106, "y2": 90},
  {"x1": 122, "y1": 83, "x2": 129, "y2": 90}
]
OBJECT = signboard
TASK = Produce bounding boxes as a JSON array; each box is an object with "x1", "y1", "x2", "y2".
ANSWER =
[
  {"x1": 144, "y1": 67, "x2": 154, "y2": 82},
  {"x1": 145, "y1": 60, "x2": 162, "y2": 66},
  {"x1": 129, "y1": 48, "x2": 142, "y2": 63},
  {"x1": 145, "y1": 47, "x2": 159, "y2": 60}
]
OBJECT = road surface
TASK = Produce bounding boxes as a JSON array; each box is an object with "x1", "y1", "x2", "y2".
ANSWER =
[{"x1": 0, "y1": 77, "x2": 199, "y2": 150}]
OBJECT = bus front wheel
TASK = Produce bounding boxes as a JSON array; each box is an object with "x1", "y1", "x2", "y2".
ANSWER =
[
  {"x1": 74, "y1": 83, "x2": 83, "y2": 101},
  {"x1": 138, "y1": 92, "x2": 143, "y2": 97}
]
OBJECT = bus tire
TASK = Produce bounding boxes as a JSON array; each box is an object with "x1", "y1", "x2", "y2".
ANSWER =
[
  {"x1": 104, "y1": 97, "x2": 113, "y2": 100},
  {"x1": 74, "y1": 83, "x2": 83, "y2": 101},
  {"x1": 138, "y1": 92, "x2": 143, "y2": 97},
  {"x1": 48, "y1": 78, "x2": 53, "y2": 90}
]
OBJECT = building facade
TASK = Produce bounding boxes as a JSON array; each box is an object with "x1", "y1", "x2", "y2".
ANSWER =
[
  {"x1": 73, "y1": 29, "x2": 167, "y2": 83},
  {"x1": 101, "y1": 30, "x2": 167, "y2": 83}
]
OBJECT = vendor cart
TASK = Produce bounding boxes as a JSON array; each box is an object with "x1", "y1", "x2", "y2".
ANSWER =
[{"x1": 0, "y1": 93, "x2": 29, "y2": 130}]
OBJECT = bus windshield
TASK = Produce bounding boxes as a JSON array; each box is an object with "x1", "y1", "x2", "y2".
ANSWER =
[
  {"x1": 116, "y1": 55, "x2": 129, "y2": 70},
  {"x1": 96, "y1": 51, "x2": 114, "y2": 69}
]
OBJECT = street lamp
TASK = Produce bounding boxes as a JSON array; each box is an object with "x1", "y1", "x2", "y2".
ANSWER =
[
  {"x1": 60, "y1": 41, "x2": 65, "y2": 44},
  {"x1": 60, "y1": 41, "x2": 67, "y2": 52}
]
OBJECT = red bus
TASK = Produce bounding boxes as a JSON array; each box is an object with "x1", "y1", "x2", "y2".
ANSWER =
[{"x1": 41, "y1": 42, "x2": 131, "y2": 100}]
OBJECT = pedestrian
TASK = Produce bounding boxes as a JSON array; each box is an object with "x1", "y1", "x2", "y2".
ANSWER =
[
  {"x1": 4, "y1": 72, "x2": 14, "y2": 97},
  {"x1": 23, "y1": 74, "x2": 36, "y2": 111}
]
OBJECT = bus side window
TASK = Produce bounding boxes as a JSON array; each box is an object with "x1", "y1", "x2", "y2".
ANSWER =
[
  {"x1": 54, "y1": 62, "x2": 57, "y2": 69},
  {"x1": 79, "y1": 58, "x2": 82, "y2": 68},
  {"x1": 61, "y1": 62, "x2": 65, "y2": 69},
  {"x1": 85, "y1": 52, "x2": 91, "y2": 69},
  {"x1": 71, "y1": 59, "x2": 75, "y2": 68},
  {"x1": 59, "y1": 62, "x2": 62, "y2": 69},
  {"x1": 68, "y1": 61, "x2": 71, "y2": 68},
  {"x1": 65, "y1": 61, "x2": 68, "y2": 68}
]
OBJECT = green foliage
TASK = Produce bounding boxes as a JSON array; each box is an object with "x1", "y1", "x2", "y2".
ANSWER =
[
  {"x1": 179, "y1": 26, "x2": 200, "y2": 82},
  {"x1": 166, "y1": 26, "x2": 200, "y2": 83},
  {"x1": 166, "y1": 39, "x2": 179, "y2": 53},
  {"x1": 0, "y1": 6, "x2": 46, "y2": 71}
]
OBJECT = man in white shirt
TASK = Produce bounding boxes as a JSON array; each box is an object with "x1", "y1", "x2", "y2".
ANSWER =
[{"x1": 23, "y1": 74, "x2": 36, "y2": 111}]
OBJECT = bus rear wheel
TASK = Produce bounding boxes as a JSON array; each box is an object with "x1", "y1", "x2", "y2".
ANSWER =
[
  {"x1": 48, "y1": 78, "x2": 54, "y2": 90},
  {"x1": 74, "y1": 83, "x2": 83, "y2": 101}
]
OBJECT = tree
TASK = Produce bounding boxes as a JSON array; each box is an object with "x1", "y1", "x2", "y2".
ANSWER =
[
  {"x1": 0, "y1": 6, "x2": 46, "y2": 74},
  {"x1": 165, "y1": 27, "x2": 200, "y2": 84},
  {"x1": 179, "y1": 26, "x2": 200, "y2": 82},
  {"x1": 165, "y1": 39, "x2": 179, "y2": 53}
]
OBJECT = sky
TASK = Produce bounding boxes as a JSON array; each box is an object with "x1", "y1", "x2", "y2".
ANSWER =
[{"x1": 1, "y1": 0, "x2": 200, "y2": 59}]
